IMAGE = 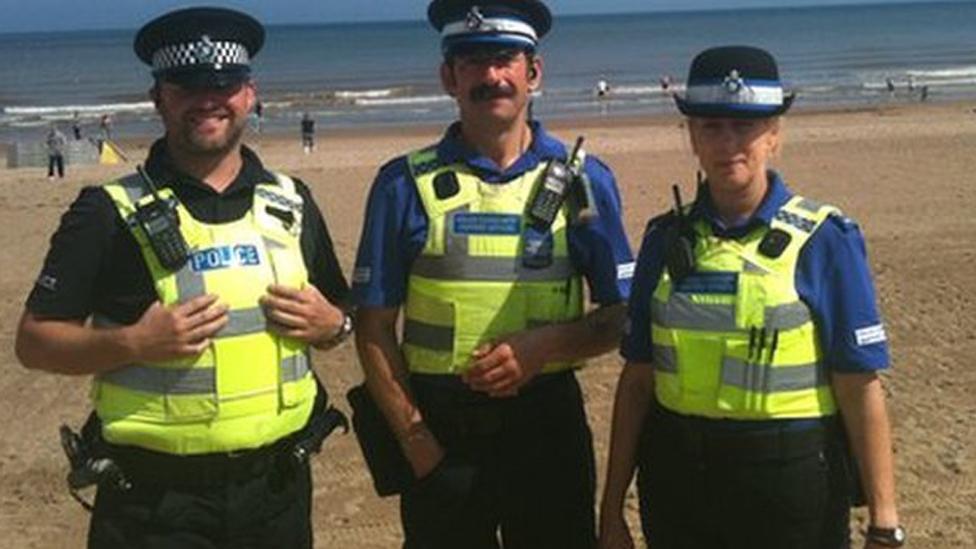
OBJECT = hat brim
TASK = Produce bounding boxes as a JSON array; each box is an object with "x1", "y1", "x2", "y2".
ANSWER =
[
  {"x1": 674, "y1": 92, "x2": 795, "y2": 119},
  {"x1": 156, "y1": 65, "x2": 251, "y2": 90}
]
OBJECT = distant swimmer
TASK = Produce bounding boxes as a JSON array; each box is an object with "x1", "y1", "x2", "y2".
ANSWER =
[
  {"x1": 595, "y1": 78, "x2": 611, "y2": 98},
  {"x1": 660, "y1": 74, "x2": 673, "y2": 94},
  {"x1": 920, "y1": 85, "x2": 929, "y2": 102},
  {"x1": 885, "y1": 77, "x2": 895, "y2": 95}
]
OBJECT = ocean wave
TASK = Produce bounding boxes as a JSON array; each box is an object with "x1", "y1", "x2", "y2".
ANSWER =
[
  {"x1": 3, "y1": 101, "x2": 155, "y2": 117},
  {"x1": 354, "y1": 94, "x2": 453, "y2": 107},
  {"x1": 334, "y1": 88, "x2": 402, "y2": 100},
  {"x1": 906, "y1": 66, "x2": 976, "y2": 79}
]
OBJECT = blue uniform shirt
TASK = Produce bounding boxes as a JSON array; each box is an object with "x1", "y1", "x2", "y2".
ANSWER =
[
  {"x1": 622, "y1": 172, "x2": 890, "y2": 374},
  {"x1": 352, "y1": 121, "x2": 634, "y2": 308}
]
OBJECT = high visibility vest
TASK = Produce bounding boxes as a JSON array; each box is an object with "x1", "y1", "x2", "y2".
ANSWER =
[
  {"x1": 403, "y1": 147, "x2": 585, "y2": 375},
  {"x1": 92, "y1": 172, "x2": 317, "y2": 455},
  {"x1": 651, "y1": 195, "x2": 839, "y2": 419}
]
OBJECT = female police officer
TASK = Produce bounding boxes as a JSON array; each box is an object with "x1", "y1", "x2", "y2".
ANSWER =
[{"x1": 598, "y1": 46, "x2": 903, "y2": 549}]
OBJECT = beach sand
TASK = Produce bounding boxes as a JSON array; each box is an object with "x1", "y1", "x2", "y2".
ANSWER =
[{"x1": 1, "y1": 103, "x2": 974, "y2": 548}]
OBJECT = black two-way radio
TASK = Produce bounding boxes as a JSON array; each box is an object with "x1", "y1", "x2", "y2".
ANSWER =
[
  {"x1": 664, "y1": 184, "x2": 697, "y2": 283},
  {"x1": 528, "y1": 136, "x2": 584, "y2": 230},
  {"x1": 132, "y1": 165, "x2": 190, "y2": 271}
]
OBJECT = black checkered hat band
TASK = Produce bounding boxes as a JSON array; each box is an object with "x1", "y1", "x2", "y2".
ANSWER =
[{"x1": 151, "y1": 39, "x2": 250, "y2": 72}]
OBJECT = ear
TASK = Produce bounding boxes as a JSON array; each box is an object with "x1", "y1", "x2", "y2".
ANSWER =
[
  {"x1": 440, "y1": 62, "x2": 457, "y2": 97},
  {"x1": 528, "y1": 55, "x2": 543, "y2": 91},
  {"x1": 766, "y1": 117, "x2": 783, "y2": 157},
  {"x1": 243, "y1": 79, "x2": 257, "y2": 113}
]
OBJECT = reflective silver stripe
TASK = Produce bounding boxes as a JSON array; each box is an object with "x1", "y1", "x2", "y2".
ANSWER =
[
  {"x1": 652, "y1": 294, "x2": 736, "y2": 331},
  {"x1": 412, "y1": 255, "x2": 576, "y2": 282},
  {"x1": 721, "y1": 358, "x2": 826, "y2": 393},
  {"x1": 175, "y1": 263, "x2": 206, "y2": 300},
  {"x1": 281, "y1": 353, "x2": 310, "y2": 382},
  {"x1": 99, "y1": 366, "x2": 216, "y2": 395},
  {"x1": 404, "y1": 319, "x2": 454, "y2": 351},
  {"x1": 794, "y1": 198, "x2": 823, "y2": 214},
  {"x1": 764, "y1": 302, "x2": 811, "y2": 331},
  {"x1": 743, "y1": 260, "x2": 768, "y2": 274},
  {"x1": 653, "y1": 296, "x2": 811, "y2": 332},
  {"x1": 652, "y1": 345, "x2": 678, "y2": 373},
  {"x1": 221, "y1": 308, "x2": 268, "y2": 337}
]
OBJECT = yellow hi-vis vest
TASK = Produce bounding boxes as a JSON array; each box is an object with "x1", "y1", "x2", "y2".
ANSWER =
[
  {"x1": 92, "y1": 173, "x2": 317, "y2": 455},
  {"x1": 403, "y1": 146, "x2": 585, "y2": 375},
  {"x1": 651, "y1": 195, "x2": 839, "y2": 419}
]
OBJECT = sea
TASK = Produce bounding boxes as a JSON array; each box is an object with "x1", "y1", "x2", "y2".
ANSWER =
[{"x1": 1, "y1": 1, "x2": 975, "y2": 141}]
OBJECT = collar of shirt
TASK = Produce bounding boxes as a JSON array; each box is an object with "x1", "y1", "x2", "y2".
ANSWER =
[
  {"x1": 434, "y1": 120, "x2": 566, "y2": 183},
  {"x1": 690, "y1": 170, "x2": 793, "y2": 239},
  {"x1": 144, "y1": 138, "x2": 275, "y2": 196}
]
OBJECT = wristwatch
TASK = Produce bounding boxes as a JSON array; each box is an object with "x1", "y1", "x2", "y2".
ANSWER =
[
  {"x1": 320, "y1": 312, "x2": 353, "y2": 347},
  {"x1": 865, "y1": 525, "x2": 906, "y2": 547}
]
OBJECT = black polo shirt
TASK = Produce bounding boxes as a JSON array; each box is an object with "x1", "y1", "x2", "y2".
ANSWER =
[{"x1": 27, "y1": 139, "x2": 349, "y2": 324}]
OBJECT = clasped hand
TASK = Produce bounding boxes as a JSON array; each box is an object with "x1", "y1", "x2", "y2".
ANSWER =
[
  {"x1": 130, "y1": 285, "x2": 344, "y2": 362},
  {"x1": 461, "y1": 331, "x2": 546, "y2": 398}
]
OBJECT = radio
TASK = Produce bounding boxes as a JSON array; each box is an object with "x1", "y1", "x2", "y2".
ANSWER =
[{"x1": 133, "y1": 165, "x2": 190, "y2": 271}]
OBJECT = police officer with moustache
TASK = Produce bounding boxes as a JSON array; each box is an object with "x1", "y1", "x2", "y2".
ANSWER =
[
  {"x1": 352, "y1": 1, "x2": 634, "y2": 547},
  {"x1": 15, "y1": 8, "x2": 351, "y2": 548},
  {"x1": 599, "y1": 46, "x2": 903, "y2": 549}
]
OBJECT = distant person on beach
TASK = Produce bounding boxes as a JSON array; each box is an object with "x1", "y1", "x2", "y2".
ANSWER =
[
  {"x1": 920, "y1": 85, "x2": 929, "y2": 102},
  {"x1": 351, "y1": 1, "x2": 633, "y2": 547},
  {"x1": 16, "y1": 7, "x2": 351, "y2": 548},
  {"x1": 907, "y1": 74, "x2": 916, "y2": 93},
  {"x1": 660, "y1": 74, "x2": 672, "y2": 93},
  {"x1": 99, "y1": 113, "x2": 113, "y2": 141},
  {"x1": 886, "y1": 77, "x2": 896, "y2": 96},
  {"x1": 71, "y1": 111, "x2": 82, "y2": 140},
  {"x1": 301, "y1": 111, "x2": 315, "y2": 154},
  {"x1": 45, "y1": 124, "x2": 67, "y2": 180},
  {"x1": 599, "y1": 46, "x2": 904, "y2": 549}
]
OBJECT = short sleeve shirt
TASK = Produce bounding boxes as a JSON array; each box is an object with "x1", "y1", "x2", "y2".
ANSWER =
[
  {"x1": 351, "y1": 121, "x2": 634, "y2": 308},
  {"x1": 621, "y1": 172, "x2": 890, "y2": 374},
  {"x1": 26, "y1": 140, "x2": 349, "y2": 324}
]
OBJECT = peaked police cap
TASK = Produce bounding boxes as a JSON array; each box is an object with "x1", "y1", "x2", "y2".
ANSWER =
[
  {"x1": 675, "y1": 45, "x2": 795, "y2": 119},
  {"x1": 134, "y1": 7, "x2": 264, "y2": 89}
]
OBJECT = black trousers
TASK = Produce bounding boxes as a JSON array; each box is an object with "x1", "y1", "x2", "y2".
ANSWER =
[
  {"x1": 48, "y1": 154, "x2": 64, "y2": 178},
  {"x1": 87, "y1": 448, "x2": 313, "y2": 549},
  {"x1": 636, "y1": 406, "x2": 851, "y2": 549},
  {"x1": 401, "y1": 372, "x2": 596, "y2": 549}
]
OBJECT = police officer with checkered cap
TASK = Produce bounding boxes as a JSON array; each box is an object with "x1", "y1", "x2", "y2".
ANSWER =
[
  {"x1": 351, "y1": 1, "x2": 634, "y2": 548},
  {"x1": 17, "y1": 7, "x2": 353, "y2": 548},
  {"x1": 600, "y1": 45, "x2": 904, "y2": 549}
]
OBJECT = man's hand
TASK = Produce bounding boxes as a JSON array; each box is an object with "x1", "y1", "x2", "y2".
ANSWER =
[
  {"x1": 461, "y1": 332, "x2": 546, "y2": 398},
  {"x1": 129, "y1": 294, "x2": 229, "y2": 362},
  {"x1": 260, "y1": 284, "x2": 344, "y2": 347}
]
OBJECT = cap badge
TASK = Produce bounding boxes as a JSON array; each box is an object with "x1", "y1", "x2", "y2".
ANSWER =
[
  {"x1": 723, "y1": 69, "x2": 746, "y2": 95},
  {"x1": 465, "y1": 7, "x2": 485, "y2": 30},
  {"x1": 192, "y1": 35, "x2": 216, "y2": 64}
]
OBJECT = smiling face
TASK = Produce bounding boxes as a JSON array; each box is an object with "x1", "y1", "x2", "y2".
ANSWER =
[
  {"x1": 688, "y1": 116, "x2": 781, "y2": 193},
  {"x1": 153, "y1": 79, "x2": 255, "y2": 158},
  {"x1": 440, "y1": 47, "x2": 542, "y2": 128}
]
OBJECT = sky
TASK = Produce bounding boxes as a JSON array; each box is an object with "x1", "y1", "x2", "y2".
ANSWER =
[{"x1": 0, "y1": 0, "x2": 962, "y2": 34}]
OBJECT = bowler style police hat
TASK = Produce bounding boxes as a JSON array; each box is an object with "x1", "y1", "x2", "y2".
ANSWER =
[
  {"x1": 134, "y1": 7, "x2": 264, "y2": 89},
  {"x1": 675, "y1": 46, "x2": 795, "y2": 119},
  {"x1": 428, "y1": 0, "x2": 552, "y2": 57}
]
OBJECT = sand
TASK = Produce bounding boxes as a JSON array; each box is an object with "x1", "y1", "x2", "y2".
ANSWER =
[{"x1": 1, "y1": 103, "x2": 974, "y2": 548}]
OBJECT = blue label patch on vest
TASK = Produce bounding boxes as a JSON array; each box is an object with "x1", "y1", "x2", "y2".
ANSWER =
[
  {"x1": 452, "y1": 213, "x2": 522, "y2": 236},
  {"x1": 190, "y1": 245, "x2": 261, "y2": 273},
  {"x1": 674, "y1": 272, "x2": 739, "y2": 294}
]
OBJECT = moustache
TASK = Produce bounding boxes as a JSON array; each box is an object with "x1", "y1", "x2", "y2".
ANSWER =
[{"x1": 469, "y1": 84, "x2": 516, "y2": 102}]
